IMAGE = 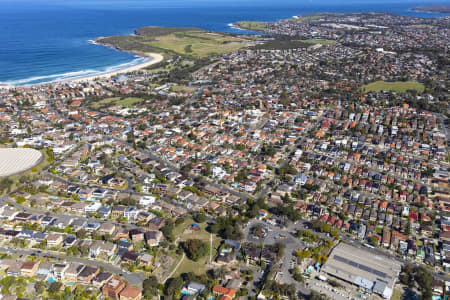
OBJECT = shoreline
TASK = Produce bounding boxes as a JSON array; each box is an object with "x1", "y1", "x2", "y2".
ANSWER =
[
  {"x1": 1, "y1": 40, "x2": 164, "y2": 88},
  {"x1": 70, "y1": 52, "x2": 164, "y2": 83}
]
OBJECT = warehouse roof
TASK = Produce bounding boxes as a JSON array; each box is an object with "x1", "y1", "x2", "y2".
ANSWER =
[{"x1": 322, "y1": 243, "x2": 401, "y2": 295}]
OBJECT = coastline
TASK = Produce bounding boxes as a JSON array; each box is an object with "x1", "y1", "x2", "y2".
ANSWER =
[
  {"x1": 0, "y1": 40, "x2": 165, "y2": 88},
  {"x1": 70, "y1": 52, "x2": 164, "y2": 83},
  {"x1": 70, "y1": 38, "x2": 164, "y2": 83},
  {"x1": 411, "y1": 5, "x2": 450, "y2": 14}
]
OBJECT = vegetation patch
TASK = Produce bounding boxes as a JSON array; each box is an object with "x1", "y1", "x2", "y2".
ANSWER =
[
  {"x1": 302, "y1": 39, "x2": 336, "y2": 45},
  {"x1": 362, "y1": 81, "x2": 425, "y2": 93},
  {"x1": 252, "y1": 39, "x2": 310, "y2": 50},
  {"x1": 91, "y1": 97, "x2": 143, "y2": 109},
  {"x1": 97, "y1": 26, "x2": 252, "y2": 58},
  {"x1": 235, "y1": 21, "x2": 267, "y2": 31}
]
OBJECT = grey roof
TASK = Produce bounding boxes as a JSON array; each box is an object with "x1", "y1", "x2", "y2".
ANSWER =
[
  {"x1": 322, "y1": 243, "x2": 401, "y2": 291},
  {"x1": 187, "y1": 281, "x2": 206, "y2": 292},
  {"x1": 373, "y1": 280, "x2": 388, "y2": 295}
]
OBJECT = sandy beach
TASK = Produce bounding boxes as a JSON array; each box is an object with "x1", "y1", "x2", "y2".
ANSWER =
[{"x1": 70, "y1": 52, "x2": 164, "y2": 83}]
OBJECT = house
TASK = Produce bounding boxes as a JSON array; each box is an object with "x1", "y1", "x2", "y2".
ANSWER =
[
  {"x1": 6, "y1": 261, "x2": 22, "y2": 276},
  {"x1": 144, "y1": 230, "x2": 163, "y2": 247},
  {"x1": 186, "y1": 282, "x2": 206, "y2": 294},
  {"x1": 20, "y1": 261, "x2": 39, "y2": 277},
  {"x1": 97, "y1": 205, "x2": 112, "y2": 218},
  {"x1": 89, "y1": 241, "x2": 117, "y2": 258},
  {"x1": 139, "y1": 196, "x2": 156, "y2": 207},
  {"x1": 85, "y1": 202, "x2": 102, "y2": 214},
  {"x1": 139, "y1": 253, "x2": 154, "y2": 266},
  {"x1": 118, "y1": 241, "x2": 133, "y2": 251},
  {"x1": 36, "y1": 261, "x2": 52, "y2": 278},
  {"x1": 112, "y1": 206, "x2": 127, "y2": 218},
  {"x1": 119, "y1": 285, "x2": 142, "y2": 300},
  {"x1": 64, "y1": 235, "x2": 77, "y2": 247},
  {"x1": 137, "y1": 211, "x2": 153, "y2": 222},
  {"x1": 102, "y1": 276, "x2": 126, "y2": 300},
  {"x1": 91, "y1": 188, "x2": 107, "y2": 199},
  {"x1": 52, "y1": 263, "x2": 69, "y2": 280},
  {"x1": 124, "y1": 206, "x2": 139, "y2": 220},
  {"x1": 93, "y1": 272, "x2": 113, "y2": 288},
  {"x1": 122, "y1": 251, "x2": 139, "y2": 263},
  {"x1": 84, "y1": 221, "x2": 101, "y2": 232},
  {"x1": 112, "y1": 228, "x2": 129, "y2": 241},
  {"x1": 65, "y1": 263, "x2": 85, "y2": 282},
  {"x1": 212, "y1": 285, "x2": 236, "y2": 299},
  {"x1": 98, "y1": 223, "x2": 116, "y2": 235},
  {"x1": 78, "y1": 266, "x2": 99, "y2": 283},
  {"x1": 32, "y1": 232, "x2": 47, "y2": 243},
  {"x1": 382, "y1": 230, "x2": 391, "y2": 248},
  {"x1": 129, "y1": 229, "x2": 144, "y2": 242},
  {"x1": 147, "y1": 217, "x2": 165, "y2": 230},
  {"x1": 47, "y1": 233, "x2": 64, "y2": 248},
  {"x1": 295, "y1": 173, "x2": 308, "y2": 185}
]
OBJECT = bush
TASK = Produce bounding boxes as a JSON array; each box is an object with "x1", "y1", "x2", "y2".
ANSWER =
[
  {"x1": 182, "y1": 239, "x2": 209, "y2": 261},
  {"x1": 193, "y1": 212, "x2": 206, "y2": 223}
]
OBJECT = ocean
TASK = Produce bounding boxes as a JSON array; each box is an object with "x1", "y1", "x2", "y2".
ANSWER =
[{"x1": 1, "y1": 0, "x2": 449, "y2": 86}]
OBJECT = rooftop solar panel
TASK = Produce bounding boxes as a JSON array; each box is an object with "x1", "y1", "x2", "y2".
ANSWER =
[{"x1": 333, "y1": 255, "x2": 387, "y2": 279}]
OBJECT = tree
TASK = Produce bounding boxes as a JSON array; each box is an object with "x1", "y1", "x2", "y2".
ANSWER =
[
  {"x1": 164, "y1": 276, "x2": 183, "y2": 296},
  {"x1": 369, "y1": 236, "x2": 378, "y2": 247},
  {"x1": 400, "y1": 264, "x2": 413, "y2": 287},
  {"x1": 405, "y1": 221, "x2": 411, "y2": 235},
  {"x1": 181, "y1": 163, "x2": 193, "y2": 178},
  {"x1": 76, "y1": 229, "x2": 87, "y2": 239},
  {"x1": 182, "y1": 239, "x2": 209, "y2": 261},
  {"x1": 292, "y1": 267, "x2": 304, "y2": 283},
  {"x1": 35, "y1": 281, "x2": 46, "y2": 294},
  {"x1": 320, "y1": 224, "x2": 331, "y2": 233},
  {"x1": 48, "y1": 282, "x2": 63, "y2": 293},
  {"x1": 310, "y1": 290, "x2": 329, "y2": 300},
  {"x1": 143, "y1": 276, "x2": 159, "y2": 299},
  {"x1": 193, "y1": 212, "x2": 206, "y2": 223},
  {"x1": 161, "y1": 223, "x2": 175, "y2": 242}
]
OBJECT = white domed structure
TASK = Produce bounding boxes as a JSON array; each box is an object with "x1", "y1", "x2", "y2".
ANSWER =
[{"x1": 0, "y1": 148, "x2": 43, "y2": 177}]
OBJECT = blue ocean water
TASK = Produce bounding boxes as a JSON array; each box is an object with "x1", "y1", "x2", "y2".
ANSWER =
[{"x1": 0, "y1": 0, "x2": 449, "y2": 86}]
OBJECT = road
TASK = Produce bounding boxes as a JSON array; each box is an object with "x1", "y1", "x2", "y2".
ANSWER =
[
  {"x1": 246, "y1": 217, "x2": 450, "y2": 289},
  {"x1": 258, "y1": 122, "x2": 320, "y2": 200},
  {"x1": 0, "y1": 246, "x2": 145, "y2": 286},
  {"x1": 244, "y1": 220, "x2": 310, "y2": 295},
  {"x1": 112, "y1": 138, "x2": 249, "y2": 200},
  {"x1": 309, "y1": 149, "x2": 450, "y2": 194},
  {"x1": 0, "y1": 195, "x2": 139, "y2": 231}
]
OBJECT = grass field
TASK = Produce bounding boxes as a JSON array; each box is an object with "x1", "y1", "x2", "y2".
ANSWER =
[
  {"x1": 91, "y1": 97, "x2": 143, "y2": 109},
  {"x1": 235, "y1": 21, "x2": 266, "y2": 31},
  {"x1": 98, "y1": 27, "x2": 252, "y2": 58},
  {"x1": 170, "y1": 85, "x2": 196, "y2": 93},
  {"x1": 302, "y1": 39, "x2": 336, "y2": 45},
  {"x1": 148, "y1": 30, "x2": 249, "y2": 57},
  {"x1": 362, "y1": 81, "x2": 425, "y2": 93},
  {"x1": 391, "y1": 288, "x2": 404, "y2": 300},
  {"x1": 171, "y1": 218, "x2": 222, "y2": 277}
]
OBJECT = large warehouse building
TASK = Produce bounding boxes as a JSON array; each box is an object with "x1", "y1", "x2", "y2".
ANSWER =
[
  {"x1": 321, "y1": 243, "x2": 402, "y2": 299},
  {"x1": 0, "y1": 148, "x2": 43, "y2": 177}
]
